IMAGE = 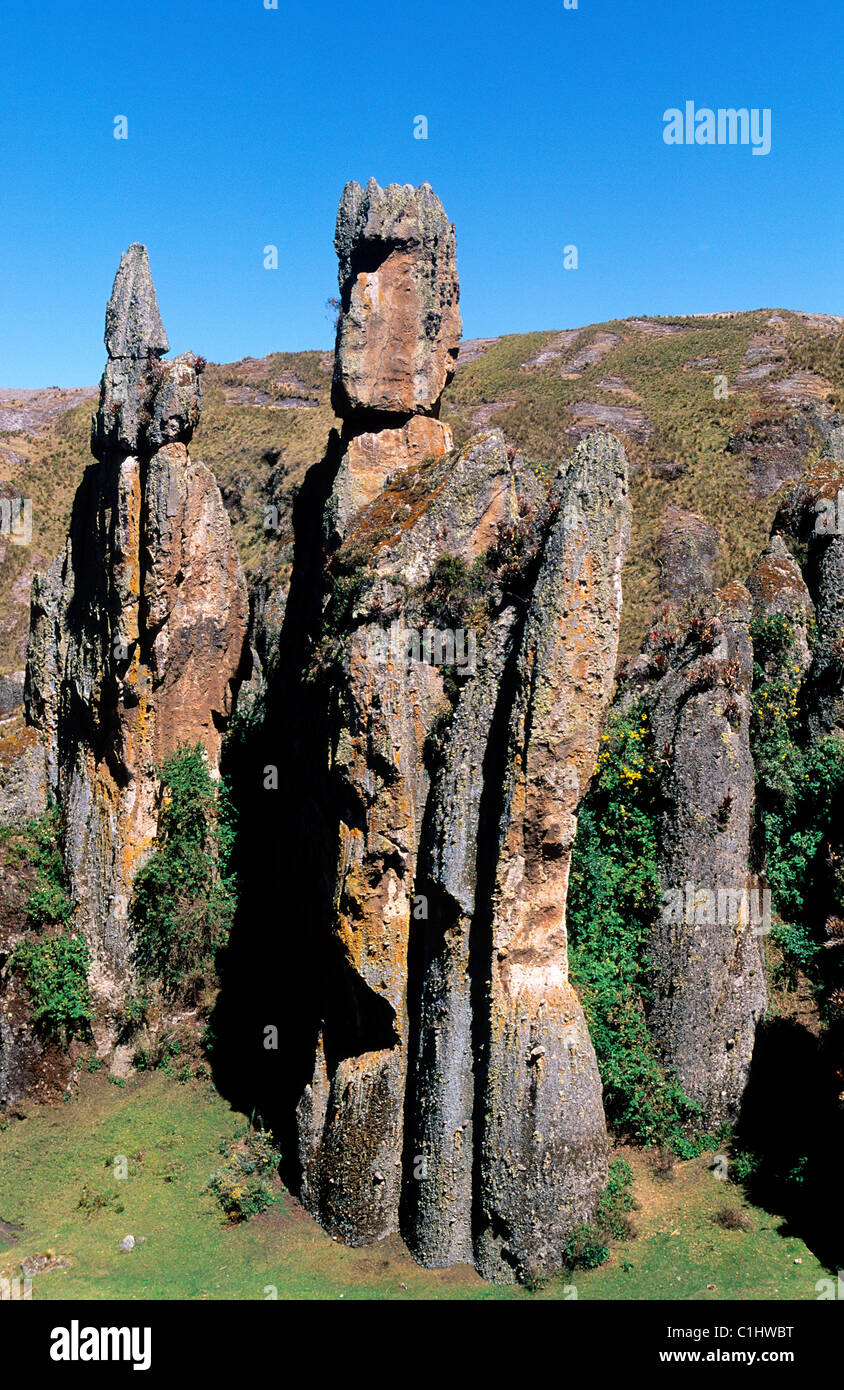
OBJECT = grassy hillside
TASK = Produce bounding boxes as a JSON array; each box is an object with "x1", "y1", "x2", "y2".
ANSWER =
[
  {"x1": 1, "y1": 309, "x2": 842, "y2": 675},
  {"x1": 0, "y1": 1068, "x2": 829, "y2": 1301},
  {"x1": 443, "y1": 310, "x2": 843, "y2": 654}
]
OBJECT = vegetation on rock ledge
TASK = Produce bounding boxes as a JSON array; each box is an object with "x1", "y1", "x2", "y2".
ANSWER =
[
  {"x1": 568, "y1": 703, "x2": 709, "y2": 1152},
  {"x1": 131, "y1": 743, "x2": 237, "y2": 1000}
]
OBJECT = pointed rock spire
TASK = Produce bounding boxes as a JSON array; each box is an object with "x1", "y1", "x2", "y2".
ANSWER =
[
  {"x1": 25, "y1": 242, "x2": 247, "y2": 1047},
  {"x1": 93, "y1": 245, "x2": 200, "y2": 460},
  {"x1": 104, "y1": 243, "x2": 169, "y2": 360}
]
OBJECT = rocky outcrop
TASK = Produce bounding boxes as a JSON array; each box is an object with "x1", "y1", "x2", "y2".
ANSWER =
[
  {"x1": 294, "y1": 431, "x2": 627, "y2": 1279},
  {"x1": 272, "y1": 182, "x2": 632, "y2": 1284},
  {"x1": 774, "y1": 456, "x2": 844, "y2": 740},
  {"x1": 629, "y1": 583, "x2": 767, "y2": 1125},
  {"x1": 656, "y1": 506, "x2": 721, "y2": 604},
  {"x1": 747, "y1": 532, "x2": 815, "y2": 678},
  {"x1": 326, "y1": 180, "x2": 460, "y2": 541},
  {"x1": 0, "y1": 726, "x2": 47, "y2": 828},
  {"x1": 473, "y1": 434, "x2": 628, "y2": 1283},
  {"x1": 24, "y1": 245, "x2": 248, "y2": 1034},
  {"x1": 296, "y1": 428, "x2": 522, "y2": 1246},
  {"x1": 401, "y1": 605, "x2": 519, "y2": 1269},
  {"x1": 332, "y1": 179, "x2": 460, "y2": 419}
]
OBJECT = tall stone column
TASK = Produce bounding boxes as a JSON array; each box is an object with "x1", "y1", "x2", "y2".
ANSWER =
[
  {"x1": 294, "y1": 182, "x2": 628, "y2": 1284},
  {"x1": 25, "y1": 244, "x2": 248, "y2": 1039},
  {"x1": 295, "y1": 181, "x2": 463, "y2": 1242},
  {"x1": 474, "y1": 436, "x2": 628, "y2": 1284}
]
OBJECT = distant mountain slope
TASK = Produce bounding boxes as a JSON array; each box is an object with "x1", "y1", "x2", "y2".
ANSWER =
[{"x1": 1, "y1": 310, "x2": 841, "y2": 683}]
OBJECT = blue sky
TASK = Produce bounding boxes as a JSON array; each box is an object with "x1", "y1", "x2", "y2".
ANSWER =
[{"x1": 2, "y1": 0, "x2": 842, "y2": 385}]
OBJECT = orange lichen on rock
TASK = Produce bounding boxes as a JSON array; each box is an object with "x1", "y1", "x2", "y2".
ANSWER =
[{"x1": 23, "y1": 244, "x2": 248, "y2": 1035}]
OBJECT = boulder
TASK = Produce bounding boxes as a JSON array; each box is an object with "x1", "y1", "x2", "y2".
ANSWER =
[{"x1": 656, "y1": 505, "x2": 721, "y2": 604}]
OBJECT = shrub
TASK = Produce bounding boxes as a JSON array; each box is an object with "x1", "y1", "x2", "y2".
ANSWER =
[
  {"x1": 728, "y1": 1147, "x2": 761, "y2": 1184},
  {"x1": 750, "y1": 613, "x2": 794, "y2": 670},
  {"x1": 648, "y1": 1146, "x2": 677, "y2": 1182},
  {"x1": 205, "y1": 1127, "x2": 282, "y2": 1223},
  {"x1": 118, "y1": 991, "x2": 149, "y2": 1040},
  {"x1": 76, "y1": 1186, "x2": 124, "y2": 1218},
  {"x1": 713, "y1": 1205, "x2": 750, "y2": 1232},
  {"x1": 13, "y1": 932, "x2": 92, "y2": 1044},
  {"x1": 568, "y1": 704, "x2": 707, "y2": 1150},
  {"x1": 594, "y1": 1157, "x2": 636, "y2": 1238},
  {"x1": 749, "y1": 615, "x2": 844, "y2": 996},
  {"x1": 563, "y1": 1223, "x2": 610, "y2": 1271},
  {"x1": 131, "y1": 744, "x2": 237, "y2": 998},
  {"x1": 15, "y1": 805, "x2": 75, "y2": 927},
  {"x1": 415, "y1": 554, "x2": 490, "y2": 632}
]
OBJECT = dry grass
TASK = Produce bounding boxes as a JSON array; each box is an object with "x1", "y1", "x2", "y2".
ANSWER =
[{"x1": 3, "y1": 312, "x2": 842, "y2": 675}]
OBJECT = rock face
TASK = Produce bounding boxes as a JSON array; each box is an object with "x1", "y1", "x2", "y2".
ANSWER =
[
  {"x1": 656, "y1": 506, "x2": 721, "y2": 604},
  {"x1": 296, "y1": 428, "x2": 522, "y2": 1247},
  {"x1": 294, "y1": 432, "x2": 627, "y2": 1280},
  {"x1": 325, "y1": 180, "x2": 460, "y2": 541},
  {"x1": 473, "y1": 434, "x2": 628, "y2": 1283},
  {"x1": 271, "y1": 181, "x2": 631, "y2": 1284},
  {"x1": 24, "y1": 245, "x2": 248, "y2": 1032},
  {"x1": 0, "y1": 725, "x2": 47, "y2": 828},
  {"x1": 630, "y1": 583, "x2": 767, "y2": 1125},
  {"x1": 747, "y1": 532, "x2": 815, "y2": 678},
  {"x1": 332, "y1": 179, "x2": 460, "y2": 418},
  {"x1": 774, "y1": 456, "x2": 844, "y2": 740}
]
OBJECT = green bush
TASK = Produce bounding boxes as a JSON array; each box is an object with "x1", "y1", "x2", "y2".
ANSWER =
[
  {"x1": 568, "y1": 704, "x2": 707, "y2": 1149},
  {"x1": 563, "y1": 1223, "x2": 610, "y2": 1270},
  {"x1": 118, "y1": 990, "x2": 149, "y2": 1040},
  {"x1": 562, "y1": 1159, "x2": 637, "y2": 1270},
  {"x1": 749, "y1": 617, "x2": 844, "y2": 993},
  {"x1": 205, "y1": 1127, "x2": 282, "y2": 1222},
  {"x1": 15, "y1": 804, "x2": 75, "y2": 927},
  {"x1": 729, "y1": 1143, "x2": 811, "y2": 1193},
  {"x1": 595, "y1": 1157, "x2": 636, "y2": 1239},
  {"x1": 415, "y1": 554, "x2": 491, "y2": 632},
  {"x1": 749, "y1": 613, "x2": 795, "y2": 669},
  {"x1": 76, "y1": 1185, "x2": 124, "y2": 1219},
  {"x1": 131, "y1": 744, "x2": 237, "y2": 997},
  {"x1": 13, "y1": 932, "x2": 92, "y2": 1043}
]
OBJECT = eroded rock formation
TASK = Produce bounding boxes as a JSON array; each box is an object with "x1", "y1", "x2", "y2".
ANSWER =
[
  {"x1": 625, "y1": 578, "x2": 767, "y2": 1126},
  {"x1": 473, "y1": 435, "x2": 628, "y2": 1283},
  {"x1": 656, "y1": 505, "x2": 721, "y2": 604},
  {"x1": 24, "y1": 245, "x2": 248, "y2": 1037},
  {"x1": 332, "y1": 178, "x2": 461, "y2": 419},
  {"x1": 326, "y1": 179, "x2": 460, "y2": 538},
  {"x1": 747, "y1": 532, "x2": 814, "y2": 679},
  {"x1": 774, "y1": 455, "x2": 844, "y2": 740},
  {"x1": 278, "y1": 181, "x2": 630, "y2": 1283}
]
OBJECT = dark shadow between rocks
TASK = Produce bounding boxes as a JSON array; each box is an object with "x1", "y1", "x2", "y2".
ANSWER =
[{"x1": 734, "y1": 1015, "x2": 843, "y2": 1269}]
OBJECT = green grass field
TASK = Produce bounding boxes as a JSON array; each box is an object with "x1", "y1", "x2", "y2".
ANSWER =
[{"x1": 0, "y1": 1069, "x2": 830, "y2": 1302}]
